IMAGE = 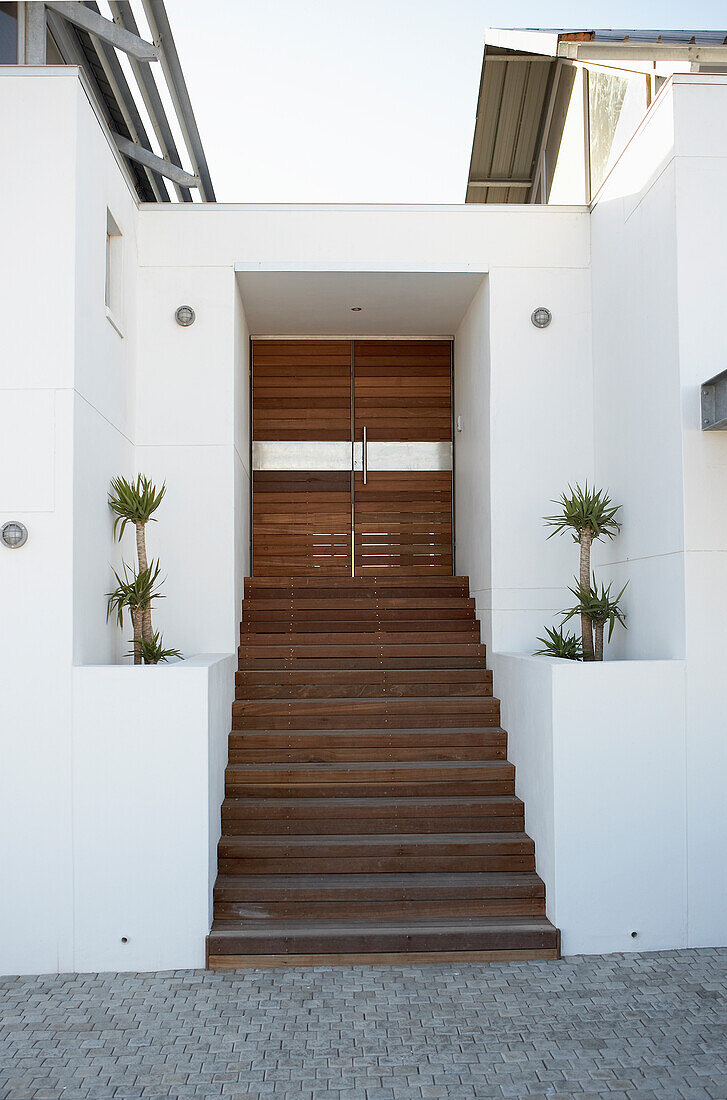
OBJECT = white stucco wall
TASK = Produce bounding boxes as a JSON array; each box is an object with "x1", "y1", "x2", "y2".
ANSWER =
[
  {"x1": 494, "y1": 655, "x2": 689, "y2": 956},
  {"x1": 590, "y1": 76, "x2": 727, "y2": 948}
]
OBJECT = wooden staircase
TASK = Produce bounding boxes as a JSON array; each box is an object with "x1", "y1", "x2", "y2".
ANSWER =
[{"x1": 207, "y1": 575, "x2": 559, "y2": 967}]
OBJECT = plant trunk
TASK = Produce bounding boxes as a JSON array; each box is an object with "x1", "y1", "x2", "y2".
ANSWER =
[
  {"x1": 579, "y1": 526, "x2": 595, "y2": 661},
  {"x1": 135, "y1": 521, "x2": 153, "y2": 644},
  {"x1": 131, "y1": 605, "x2": 143, "y2": 665},
  {"x1": 594, "y1": 621, "x2": 604, "y2": 662}
]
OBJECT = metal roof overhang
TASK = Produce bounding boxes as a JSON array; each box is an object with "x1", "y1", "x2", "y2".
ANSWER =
[
  {"x1": 466, "y1": 28, "x2": 727, "y2": 204},
  {"x1": 465, "y1": 44, "x2": 565, "y2": 204}
]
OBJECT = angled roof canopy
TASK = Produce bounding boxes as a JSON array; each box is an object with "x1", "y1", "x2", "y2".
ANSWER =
[
  {"x1": 466, "y1": 28, "x2": 727, "y2": 204},
  {"x1": 26, "y1": 1, "x2": 214, "y2": 202}
]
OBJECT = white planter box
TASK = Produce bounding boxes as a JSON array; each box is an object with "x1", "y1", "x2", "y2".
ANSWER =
[
  {"x1": 70, "y1": 654, "x2": 235, "y2": 973},
  {"x1": 492, "y1": 654, "x2": 688, "y2": 956}
]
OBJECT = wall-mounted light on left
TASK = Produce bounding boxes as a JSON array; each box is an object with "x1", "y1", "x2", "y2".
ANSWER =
[
  {"x1": 2, "y1": 521, "x2": 28, "y2": 549},
  {"x1": 175, "y1": 305, "x2": 196, "y2": 326}
]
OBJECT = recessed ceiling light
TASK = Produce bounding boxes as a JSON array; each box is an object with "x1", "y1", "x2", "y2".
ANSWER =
[{"x1": 350, "y1": 306, "x2": 362, "y2": 312}]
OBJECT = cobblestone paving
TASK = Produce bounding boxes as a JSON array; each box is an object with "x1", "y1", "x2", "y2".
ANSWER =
[{"x1": 1, "y1": 949, "x2": 726, "y2": 1099}]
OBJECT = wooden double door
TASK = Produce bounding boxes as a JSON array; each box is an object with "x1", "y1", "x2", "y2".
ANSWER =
[{"x1": 251, "y1": 339, "x2": 453, "y2": 576}]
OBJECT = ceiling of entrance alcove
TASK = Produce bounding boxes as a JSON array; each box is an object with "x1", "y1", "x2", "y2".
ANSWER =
[{"x1": 234, "y1": 268, "x2": 487, "y2": 336}]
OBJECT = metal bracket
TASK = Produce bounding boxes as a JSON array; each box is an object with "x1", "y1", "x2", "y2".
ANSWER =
[{"x1": 701, "y1": 369, "x2": 727, "y2": 430}]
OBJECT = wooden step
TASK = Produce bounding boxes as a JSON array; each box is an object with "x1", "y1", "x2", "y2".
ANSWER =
[
  {"x1": 235, "y1": 676, "x2": 492, "y2": 699},
  {"x1": 227, "y1": 729, "x2": 507, "y2": 764},
  {"x1": 232, "y1": 698, "x2": 501, "y2": 730},
  {"x1": 213, "y1": 871, "x2": 544, "y2": 919},
  {"x1": 215, "y1": 870, "x2": 542, "y2": 901},
  {"x1": 217, "y1": 831, "x2": 535, "y2": 874},
  {"x1": 207, "y1": 915, "x2": 558, "y2": 959},
  {"x1": 237, "y1": 655, "x2": 490, "y2": 670},
  {"x1": 221, "y1": 794, "x2": 524, "y2": 833},
  {"x1": 239, "y1": 631, "x2": 481, "y2": 646},
  {"x1": 225, "y1": 760, "x2": 515, "y2": 799},
  {"x1": 238, "y1": 644, "x2": 488, "y2": 661},
  {"x1": 242, "y1": 598, "x2": 476, "y2": 613}
]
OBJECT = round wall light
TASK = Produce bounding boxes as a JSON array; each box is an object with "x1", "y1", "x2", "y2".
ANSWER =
[
  {"x1": 175, "y1": 305, "x2": 196, "y2": 327},
  {"x1": 531, "y1": 306, "x2": 552, "y2": 329},
  {"x1": 2, "y1": 521, "x2": 28, "y2": 549}
]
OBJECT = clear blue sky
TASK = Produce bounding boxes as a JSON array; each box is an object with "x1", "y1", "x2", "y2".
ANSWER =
[{"x1": 166, "y1": 0, "x2": 727, "y2": 203}]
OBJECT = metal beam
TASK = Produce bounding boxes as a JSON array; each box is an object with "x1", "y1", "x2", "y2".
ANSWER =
[
  {"x1": 529, "y1": 59, "x2": 563, "y2": 203},
  {"x1": 559, "y1": 41, "x2": 727, "y2": 64},
  {"x1": 45, "y1": 1, "x2": 159, "y2": 61},
  {"x1": 25, "y1": 2, "x2": 47, "y2": 64},
  {"x1": 109, "y1": 1, "x2": 190, "y2": 202},
  {"x1": 45, "y1": 8, "x2": 164, "y2": 200},
  {"x1": 469, "y1": 179, "x2": 532, "y2": 188},
  {"x1": 89, "y1": 28, "x2": 167, "y2": 201},
  {"x1": 142, "y1": 0, "x2": 216, "y2": 201},
  {"x1": 112, "y1": 133, "x2": 200, "y2": 188}
]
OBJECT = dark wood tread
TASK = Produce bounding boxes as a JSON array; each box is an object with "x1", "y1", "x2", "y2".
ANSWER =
[
  {"x1": 225, "y1": 759, "x2": 514, "y2": 776},
  {"x1": 207, "y1": 916, "x2": 558, "y2": 956},
  {"x1": 219, "y1": 831, "x2": 534, "y2": 854},
  {"x1": 214, "y1": 870, "x2": 544, "y2": 900},
  {"x1": 222, "y1": 794, "x2": 523, "y2": 814},
  {"x1": 217, "y1": 832, "x2": 535, "y2": 874},
  {"x1": 228, "y1": 727, "x2": 506, "y2": 746}
]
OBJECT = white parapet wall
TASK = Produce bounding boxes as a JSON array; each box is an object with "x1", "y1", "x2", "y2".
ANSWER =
[
  {"x1": 493, "y1": 654, "x2": 690, "y2": 956},
  {"x1": 69, "y1": 655, "x2": 235, "y2": 975}
]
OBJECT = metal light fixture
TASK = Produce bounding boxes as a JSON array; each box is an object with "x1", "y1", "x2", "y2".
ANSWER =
[
  {"x1": 531, "y1": 306, "x2": 552, "y2": 329},
  {"x1": 350, "y1": 306, "x2": 362, "y2": 312},
  {"x1": 175, "y1": 305, "x2": 196, "y2": 327},
  {"x1": 2, "y1": 521, "x2": 28, "y2": 549}
]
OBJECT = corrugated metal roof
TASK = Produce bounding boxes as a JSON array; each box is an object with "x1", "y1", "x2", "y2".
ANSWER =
[{"x1": 466, "y1": 47, "x2": 557, "y2": 204}]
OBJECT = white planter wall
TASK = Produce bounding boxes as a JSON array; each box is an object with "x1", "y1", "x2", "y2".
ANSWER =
[
  {"x1": 494, "y1": 655, "x2": 690, "y2": 955},
  {"x1": 71, "y1": 656, "x2": 234, "y2": 975}
]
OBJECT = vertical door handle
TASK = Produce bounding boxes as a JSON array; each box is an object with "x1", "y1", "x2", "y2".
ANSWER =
[{"x1": 362, "y1": 425, "x2": 367, "y2": 484}]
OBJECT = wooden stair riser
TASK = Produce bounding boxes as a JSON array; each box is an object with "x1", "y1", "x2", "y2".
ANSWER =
[
  {"x1": 228, "y1": 747, "x2": 507, "y2": 764},
  {"x1": 207, "y1": 919, "x2": 554, "y2": 956},
  {"x1": 225, "y1": 761, "x2": 513, "y2": 784},
  {"x1": 236, "y1": 669, "x2": 492, "y2": 695},
  {"x1": 238, "y1": 644, "x2": 488, "y2": 660},
  {"x1": 214, "y1": 898, "x2": 546, "y2": 920},
  {"x1": 241, "y1": 617, "x2": 478, "y2": 631},
  {"x1": 228, "y1": 729, "x2": 504, "y2": 749},
  {"x1": 225, "y1": 780, "x2": 517, "y2": 799},
  {"x1": 232, "y1": 700, "x2": 502, "y2": 731},
  {"x1": 219, "y1": 855, "x2": 536, "y2": 874},
  {"x1": 238, "y1": 656, "x2": 490, "y2": 671},
  {"x1": 221, "y1": 795, "x2": 523, "y2": 832}
]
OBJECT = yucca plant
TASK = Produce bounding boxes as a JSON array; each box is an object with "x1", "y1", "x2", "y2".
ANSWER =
[
  {"x1": 562, "y1": 577, "x2": 628, "y2": 662},
  {"x1": 128, "y1": 631, "x2": 182, "y2": 665},
  {"x1": 107, "y1": 475, "x2": 166, "y2": 651},
  {"x1": 108, "y1": 474, "x2": 166, "y2": 646},
  {"x1": 534, "y1": 625, "x2": 583, "y2": 661},
  {"x1": 106, "y1": 561, "x2": 165, "y2": 665},
  {"x1": 544, "y1": 482, "x2": 621, "y2": 660}
]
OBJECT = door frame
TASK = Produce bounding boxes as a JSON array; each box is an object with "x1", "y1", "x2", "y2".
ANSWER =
[{"x1": 248, "y1": 335, "x2": 456, "y2": 576}]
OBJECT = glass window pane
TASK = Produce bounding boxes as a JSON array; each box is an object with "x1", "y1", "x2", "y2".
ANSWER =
[
  {"x1": 0, "y1": 3, "x2": 18, "y2": 64},
  {"x1": 588, "y1": 69, "x2": 630, "y2": 194}
]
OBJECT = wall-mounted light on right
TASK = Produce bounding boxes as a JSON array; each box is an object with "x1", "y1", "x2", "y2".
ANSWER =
[{"x1": 531, "y1": 307, "x2": 552, "y2": 329}]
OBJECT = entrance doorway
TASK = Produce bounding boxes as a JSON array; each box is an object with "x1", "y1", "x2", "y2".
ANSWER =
[{"x1": 251, "y1": 339, "x2": 453, "y2": 576}]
